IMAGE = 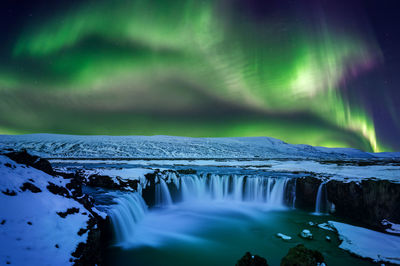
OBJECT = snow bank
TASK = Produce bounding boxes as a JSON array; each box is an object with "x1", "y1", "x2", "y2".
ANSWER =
[
  {"x1": 328, "y1": 221, "x2": 400, "y2": 264},
  {"x1": 0, "y1": 155, "x2": 91, "y2": 265}
]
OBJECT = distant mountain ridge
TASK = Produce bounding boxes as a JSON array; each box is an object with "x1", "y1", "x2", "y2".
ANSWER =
[{"x1": 0, "y1": 134, "x2": 398, "y2": 159}]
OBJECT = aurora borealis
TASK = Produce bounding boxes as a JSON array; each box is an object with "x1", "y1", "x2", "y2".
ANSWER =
[{"x1": 1, "y1": 0, "x2": 399, "y2": 152}]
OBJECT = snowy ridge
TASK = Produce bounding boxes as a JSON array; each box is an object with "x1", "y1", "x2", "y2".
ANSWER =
[{"x1": 0, "y1": 134, "x2": 396, "y2": 159}]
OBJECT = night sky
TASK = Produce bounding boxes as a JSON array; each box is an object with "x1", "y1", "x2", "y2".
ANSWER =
[{"x1": 0, "y1": 0, "x2": 399, "y2": 152}]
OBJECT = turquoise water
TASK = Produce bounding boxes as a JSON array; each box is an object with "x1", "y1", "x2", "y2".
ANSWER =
[{"x1": 105, "y1": 201, "x2": 375, "y2": 266}]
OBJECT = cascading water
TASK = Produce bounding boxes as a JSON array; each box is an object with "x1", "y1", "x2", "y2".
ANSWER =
[
  {"x1": 267, "y1": 178, "x2": 288, "y2": 207},
  {"x1": 178, "y1": 174, "x2": 290, "y2": 207},
  {"x1": 315, "y1": 181, "x2": 330, "y2": 214},
  {"x1": 109, "y1": 193, "x2": 148, "y2": 245},
  {"x1": 155, "y1": 177, "x2": 173, "y2": 207},
  {"x1": 109, "y1": 173, "x2": 295, "y2": 247}
]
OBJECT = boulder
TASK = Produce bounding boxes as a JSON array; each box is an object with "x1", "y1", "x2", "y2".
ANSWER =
[
  {"x1": 299, "y1": 229, "x2": 313, "y2": 240},
  {"x1": 5, "y1": 150, "x2": 53, "y2": 175},
  {"x1": 236, "y1": 252, "x2": 269, "y2": 266},
  {"x1": 281, "y1": 244, "x2": 324, "y2": 266}
]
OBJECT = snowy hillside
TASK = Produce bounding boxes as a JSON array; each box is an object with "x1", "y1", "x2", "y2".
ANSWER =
[
  {"x1": 0, "y1": 134, "x2": 395, "y2": 159},
  {"x1": 0, "y1": 154, "x2": 102, "y2": 265}
]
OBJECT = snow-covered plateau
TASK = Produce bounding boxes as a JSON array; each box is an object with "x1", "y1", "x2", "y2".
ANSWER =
[{"x1": 1, "y1": 134, "x2": 399, "y2": 159}]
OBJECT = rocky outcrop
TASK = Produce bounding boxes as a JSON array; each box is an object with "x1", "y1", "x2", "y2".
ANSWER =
[
  {"x1": 71, "y1": 216, "x2": 109, "y2": 265},
  {"x1": 294, "y1": 176, "x2": 322, "y2": 210},
  {"x1": 236, "y1": 252, "x2": 269, "y2": 266},
  {"x1": 280, "y1": 244, "x2": 324, "y2": 266},
  {"x1": 86, "y1": 173, "x2": 139, "y2": 191},
  {"x1": 4, "y1": 150, "x2": 54, "y2": 175},
  {"x1": 326, "y1": 179, "x2": 400, "y2": 232},
  {"x1": 294, "y1": 175, "x2": 400, "y2": 232}
]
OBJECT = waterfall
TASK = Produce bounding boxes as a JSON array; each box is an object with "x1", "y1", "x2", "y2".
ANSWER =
[
  {"x1": 315, "y1": 182, "x2": 329, "y2": 214},
  {"x1": 178, "y1": 174, "x2": 289, "y2": 206},
  {"x1": 109, "y1": 174, "x2": 294, "y2": 247},
  {"x1": 232, "y1": 175, "x2": 245, "y2": 201},
  {"x1": 109, "y1": 193, "x2": 148, "y2": 244},
  {"x1": 155, "y1": 177, "x2": 173, "y2": 207},
  {"x1": 268, "y1": 178, "x2": 288, "y2": 207},
  {"x1": 292, "y1": 179, "x2": 297, "y2": 208}
]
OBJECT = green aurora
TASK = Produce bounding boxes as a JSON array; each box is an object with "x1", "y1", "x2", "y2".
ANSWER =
[{"x1": 0, "y1": 0, "x2": 393, "y2": 151}]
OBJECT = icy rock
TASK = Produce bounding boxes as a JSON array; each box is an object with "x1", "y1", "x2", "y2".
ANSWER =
[
  {"x1": 381, "y1": 219, "x2": 400, "y2": 235},
  {"x1": 308, "y1": 221, "x2": 315, "y2": 226},
  {"x1": 300, "y1": 229, "x2": 313, "y2": 239},
  {"x1": 276, "y1": 233, "x2": 292, "y2": 241},
  {"x1": 318, "y1": 223, "x2": 334, "y2": 231},
  {"x1": 325, "y1": 236, "x2": 331, "y2": 242}
]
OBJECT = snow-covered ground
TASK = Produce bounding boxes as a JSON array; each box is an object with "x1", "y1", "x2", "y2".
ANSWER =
[
  {"x1": 0, "y1": 155, "x2": 92, "y2": 265},
  {"x1": 328, "y1": 221, "x2": 400, "y2": 265},
  {"x1": 2, "y1": 134, "x2": 398, "y2": 159}
]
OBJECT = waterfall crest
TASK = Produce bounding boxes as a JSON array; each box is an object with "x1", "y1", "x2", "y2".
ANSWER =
[
  {"x1": 109, "y1": 193, "x2": 148, "y2": 244},
  {"x1": 315, "y1": 182, "x2": 330, "y2": 214},
  {"x1": 178, "y1": 174, "x2": 290, "y2": 207},
  {"x1": 155, "y1": 177, "x2": 173, "y2": 207}
]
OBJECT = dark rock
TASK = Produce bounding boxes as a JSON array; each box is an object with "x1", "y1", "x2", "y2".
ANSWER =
[
  {"x1": 27, "y1": 221, "x2": 32, "y2": 225},
  {"x1": 86, "y1": 172, "x2": 142, "y2": 192},
  {"x1": 141, "y1": 171, "x2": 159, "y2": 207},
  {"x1": 20, "y1": 182, "x2": 42, "y2": 193},
  {"x1": 4, "y1": 163, "x2": 13, "y2": 168},
  {"x1": 71, "y1": 216, "x2": 108, "y2": 266},
  {"x1": 117, "y1": 177, "x2": 140, "y2": 191},
  {"x1": 77, "y1": 228, "x2": 87, "y2": 236},
  {"x1": 295, "y1": 176, "x2": 322, "y2": 210},
  {"x1": 66, "y1": 178, "x2": 83, "y2": 198},
  {"x1": 87, "y1": 174, "x2": 120, "y2": 190},
  {"x1": 55, "y1": 244, "x2": 59, "y2": 248},
  {"x1": 57, "y1": 207, "x2": 80, "y2": 218},
  {"x1": 326, "y1": 179, "x2": 400, "y2": 231},
  {"x1": 5, "y1": 150, "x2": 53, "y2": 175},
  {"x1": 236, "y1": 252, "x2": 269, "y2": 266},
  {"x1": 47, "y1": 182, "x2": 69, "y2": 197},
  {"x1": 2, "y1": 189, "x2": 17, "y2": 196},
  {"x1": 281, "y1": 244, "x2": 324, "y2": 266},
  {"x1": 177, "y1": 168, "x2": 197, "y2": 174},
  {"x1": 1, "y1": 220, "x2": 5, "y2": 225}
]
